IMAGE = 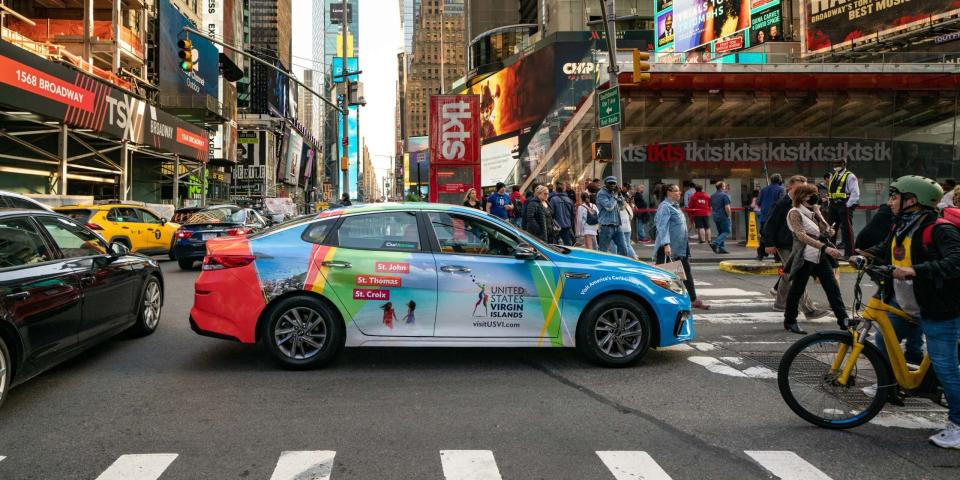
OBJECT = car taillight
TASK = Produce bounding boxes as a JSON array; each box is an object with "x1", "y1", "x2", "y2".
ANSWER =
[
  {"x1": 202, "y1": 255, "x2": 255, "y2": 270},
  {"x1": 176, "y1": 228, "x2": 192, "y2": 239},
  {"x1": 86, "y1": 223, "x2": 103, "y2": 230},
  {"x1": 225, "y1": 227, "x2": 252, "y2": 236}
]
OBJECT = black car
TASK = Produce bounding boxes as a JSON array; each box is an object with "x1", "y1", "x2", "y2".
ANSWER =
[
  {"x1": 172, "y1": 205, "x2": 268, "y2": 269},
  {"x1": 0, "y1": 209, "x2": 163, "y2": 409}
]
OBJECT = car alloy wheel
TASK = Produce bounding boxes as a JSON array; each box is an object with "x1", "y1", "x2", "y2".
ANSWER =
[
  {"x1": 594, "y1": 307, "x2": 644, "y2": 359},
  {"x1": 142, "y1": 280, "x2": 162, "y2": 330},
  {"x1": 0, "y1": 337, "x2": 10, "y2": 408},
  {"x1": 274, "y1": 306, "x2": 328, "y2": 360}
]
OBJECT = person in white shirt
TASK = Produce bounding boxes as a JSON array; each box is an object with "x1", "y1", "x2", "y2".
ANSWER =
[
  {"x1": 576, "y1": 192, "x2": 599, "y2": 250},
  {"x1": 937, "y1": 180, "x2": 957, "y2": 210}
]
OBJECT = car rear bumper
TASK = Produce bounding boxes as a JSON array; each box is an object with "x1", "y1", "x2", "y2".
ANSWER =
[
  {"x1": 190, "y1": 266, "x2": 266, "y2": 344},
  {"x1": 174, "y1": 242, "x2": 208, "y2": 259}
]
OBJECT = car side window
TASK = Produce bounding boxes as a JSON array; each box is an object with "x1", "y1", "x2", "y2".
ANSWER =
[
  {"x1": 336, "y1": 212, "x2": 421, "y2": 251},
  {"x1": 37, "y1": 216, "x2": 107, "y2": 258},
  {"x1": 107, "y1": 207, "x2": 140, "y2": 222},
  {"x1": 0, "y1": 217, "x2": 53, "y2": 268},
  {"x1": 427, "y1": 212, "x2": 521, "y2": 257},
  {"x1": 139, "y1": 209, "x2": 162, "y2": 223},
  {"x1": 7, "y1": 196, "x2": 42, "y2": 210},
  {"x1": 302, "y1": 219, "x2": 336, "y2": 244}
]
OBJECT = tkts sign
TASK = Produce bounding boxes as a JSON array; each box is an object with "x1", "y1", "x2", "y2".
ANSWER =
[
  {"x1": 0, "y1": 39, "x2": 208, "y2": 162},
  {"x1": 622, "y1": 139, "x2": 895, "y2": 163},
  {"x1": 429, "y1": 95, "x2": 480, "y2": 164}
]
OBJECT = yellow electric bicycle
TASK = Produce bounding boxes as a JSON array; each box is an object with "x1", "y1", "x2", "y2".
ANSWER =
[{"x1": 777, "y1": 258, "x2": 947, "y2": 429}]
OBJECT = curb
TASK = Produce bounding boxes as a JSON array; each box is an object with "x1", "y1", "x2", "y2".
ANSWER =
[{"x1": 719, "y1": 261, "x2": 857, "y2": 275}]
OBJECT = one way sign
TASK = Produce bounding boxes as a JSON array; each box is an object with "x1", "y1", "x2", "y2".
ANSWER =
[{"x1": 598, "y1": 86, "x2": 621, "y2": 128}]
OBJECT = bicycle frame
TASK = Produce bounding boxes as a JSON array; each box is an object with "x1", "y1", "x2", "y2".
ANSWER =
[{"x1": 832, "y1": 296, "x2": 931, "y2": 389}]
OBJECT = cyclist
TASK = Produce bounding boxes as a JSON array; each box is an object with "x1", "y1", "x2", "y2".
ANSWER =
[{"x1": 851, "y1": 175, "x2": 960, "y2": 449}]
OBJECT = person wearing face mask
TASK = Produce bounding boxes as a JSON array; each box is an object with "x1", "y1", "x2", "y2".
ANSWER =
[
  {"x1": 826, "y1": 159, "x2": 860, "y2": 258},
  {"x1": 850, "y1": 176, "x2": 960, "y2": 449},
  {"x1": 782, "y1": 183, "x2": 851, "y2": 334}
]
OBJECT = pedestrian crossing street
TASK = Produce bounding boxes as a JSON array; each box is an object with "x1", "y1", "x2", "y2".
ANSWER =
[{"x1": 0, "y1": 449, "x2": 845, "y2": 479}]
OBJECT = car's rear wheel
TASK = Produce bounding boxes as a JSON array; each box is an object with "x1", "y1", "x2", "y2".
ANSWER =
[
  {"x1": 0, "y1": 336, "x2": 11, "y2": 409},
  {"x1": 128, "y1": 276, "x2": 162, "y2": 337},
  {"x1": 168, "y1": 237, "x2": 177, "y2": 261},
  {"x1": 178, "y1": 257, "x2": 195, "y2": 270},
  {"x1": 576, "y1": 295, "x2": 652, "y2": 367},
  {"x1": 262, "y1": 296, "x2": 344, "y2": 370}
]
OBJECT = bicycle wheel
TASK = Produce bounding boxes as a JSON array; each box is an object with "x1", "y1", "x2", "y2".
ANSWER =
[{"x1": 778, "y1": 331, "x2": 892, "y2": 429}]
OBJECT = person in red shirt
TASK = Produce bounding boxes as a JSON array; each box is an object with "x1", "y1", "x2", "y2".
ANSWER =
[{"x1": 688, "y1": 184, "x2": 712, "y2": 244}]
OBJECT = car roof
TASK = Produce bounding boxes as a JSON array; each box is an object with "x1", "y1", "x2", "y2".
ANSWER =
[
  {"x1": 0, "y1": 208, "x2": 66, "y2": 217},
  {"x1": 0, "y1": 190, "x2": 55, "y2": 211},
  {"x1": 54, "y1": 203, "x2": 148, "y2": 210},
  {"x1": 316, "y1": 202, "x2": 494, "y2": 218}
]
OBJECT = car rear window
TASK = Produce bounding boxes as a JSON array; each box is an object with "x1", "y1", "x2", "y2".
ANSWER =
[
  {"x1": 58, "y1": 209, "x2": 93, "y2": 222},
  {"x1": 184, "y1": 206, "x2": 246, "y2": 225}
]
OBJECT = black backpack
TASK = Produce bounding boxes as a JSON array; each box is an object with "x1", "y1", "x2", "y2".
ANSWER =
[{"x1": 585, "y1": 205, "x2": 599, "y2": 226}]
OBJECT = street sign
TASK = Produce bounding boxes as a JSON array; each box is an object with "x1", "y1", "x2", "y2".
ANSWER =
[{"x1": 598, "y1": 86, "x2": 621, "y2": 128}]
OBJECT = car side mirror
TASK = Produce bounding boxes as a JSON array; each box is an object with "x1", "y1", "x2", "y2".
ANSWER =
[
  {"x1": 515, "y1": 245, "x2": 538, "y2": 260},
  {"x1": 160, "y1": 217, "x2": 167, "y2": 225},
  {"x1": 108, "y1": 241, "x2": 130, "y2": 258}
]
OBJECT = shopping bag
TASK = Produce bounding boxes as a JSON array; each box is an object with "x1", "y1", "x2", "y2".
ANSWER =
[{"x1": 658, "y1": 257, "x2": 687, "y2": 281}]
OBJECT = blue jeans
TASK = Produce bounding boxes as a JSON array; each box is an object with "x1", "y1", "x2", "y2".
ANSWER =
[
  {"x1": 712, "y1": 216, "x2": 730, "y2": 249},
  {"x1": 609, "y1": 231, "x2": 637, "y2": 258},
  {"x1": 873, "y1": 300, "x2": 925, "y2": 364},
  {"x1": 598, "y1": 225, "x2": 630, "y2": 257},
  {"x1": 635, "y1": 218, "x2": 648, "y2": 241},
  {"x1": 919, "y1": 316, "x2": 960, "y2": 425}
]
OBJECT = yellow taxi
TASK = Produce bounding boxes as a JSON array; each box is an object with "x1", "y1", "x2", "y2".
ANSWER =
[{"x1": 54, "y1": 203, "x2": 180, "y2": 257}]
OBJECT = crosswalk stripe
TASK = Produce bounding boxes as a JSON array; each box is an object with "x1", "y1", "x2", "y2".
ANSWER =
[
  {"x1": 0, "y1": 455, "x2": 4, "y2": 463},
  {"x1": 269, "y1": 451, "x2": 336, "y2": 480},
  {"x1": 694, "y1": 280, "x2": 712, "y2": 286},
  {"x1": 440, "y1": 450, "x2": 502, "y2": 480},
  {"x1": 596, "y1": 451, "x2": 673, "y2": 480},
  {"x1": 94, "y1": 454, "x2": 177, "y2": 480},
  {"x1": 745, "y1": 451, "x2": 833, "y2": 480},
  {"x1": 702, "y1": 298, "x2": 772, "y2": 306},
  {"x1": 693, "y1": 312, "x2": 834, "y2": 324},
  {"x1": 696, "y1": 288, "x2": 765, "y2": 297}
]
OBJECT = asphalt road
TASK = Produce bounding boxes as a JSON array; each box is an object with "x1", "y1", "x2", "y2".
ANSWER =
[{"x1": 0, "y1": 261, "x2": 957, "y2": 479}]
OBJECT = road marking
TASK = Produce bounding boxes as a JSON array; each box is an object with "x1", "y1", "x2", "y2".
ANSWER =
[
  {"x1": 440, "y1": 450, "x2": 502, "y2": 480},
  {"x1": 694, "y1": 280, "x2": 712, "y2": 286},
  {"x1": 690, "y1": 342, "x2": 716, "y2": 351},
  {"x1": 94, "y1": 454, "x2": 178, "y2": 480},
  {"x1": 0, "y1": 455, "x2": 4, "y2": 463},
  {"x1": 696, "y1": 288, "x2": 766, "y2": 297},
  {"x1": 269, "y1": 451, "x2": 336, "y2": 480},
  {"x1": 596, "y1": 451, "x2": 673, "y2": 480},
  {"x1": 870, "y1": 413, "x2": 946, "y2": 430},
  {"x1": 660, "y1": 344, "x2": 694, "y2": 351},
  {"x1": 688, "y1": 356, "x2": 747, "y2": 378},
  {"x1": 701, "y1": 298, "x2": 772, "y2": 306},
  {"x1": 693, "y1": 312, "x2": 834, "y2": 324},
  {"x1": 745, "y1": 451, "x2": 832, "y2": 480}
]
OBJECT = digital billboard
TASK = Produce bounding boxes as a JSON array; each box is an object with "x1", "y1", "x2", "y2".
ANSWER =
[
  {"x1": 480, "y1": 135, "x2": 520, "y2": 187},
  {"x1": 282, "y1": 130, "x2": 303, "y2": 186},
  {"x1": 467, "y1": 46, "x2": 555, "y2": 139},
  {"x1": 751, "y1": 4, "x2": 783, "y2": 45},
  {"x1": 656, "y1": 0, "x2": 784, "y2": 56},
  {"x1": 804, "y1": 0, "x2": 960, "y2": 54},
  {"x1": 332, "y1": 57, "x2": 359, "y2": 83},
  {"x1": 158, "y1": 1, "x2": 218, "y2": 100},
  {"x1": 337, "y1": 105, "x2": 359, "y2": 197},
  {"x1": 672, "y1": 0, "x2": 751, "y2": 52}
]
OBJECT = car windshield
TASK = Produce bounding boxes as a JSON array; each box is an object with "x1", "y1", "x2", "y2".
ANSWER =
[
  {"x1": 57, "y1": 209, "x2": 93, "y2": 223},
  {"x1": 185, "y1": 206, "x2": 245, "y2": 225},
  {"x1": 248, "y1": 215, "x2": 317, "y2": 239}
]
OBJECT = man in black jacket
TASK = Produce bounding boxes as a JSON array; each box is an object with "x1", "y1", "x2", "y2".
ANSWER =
[
  {"x1": 762, "y1": 175, "x2": 827, "y2": 318},
  {"x1": 853, "y1": 175, "x2": 960, "y2": 449}
]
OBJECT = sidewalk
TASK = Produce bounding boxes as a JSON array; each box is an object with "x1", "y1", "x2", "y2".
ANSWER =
[{"x1": 631, "y1": 238, "x2": 758, "y2": 264}]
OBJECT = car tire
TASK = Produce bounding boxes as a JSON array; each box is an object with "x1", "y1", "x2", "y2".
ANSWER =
[
  {"x1": 576, "y1": 295, "x2": 652, "y2": 367},
  {"x1": 0, "y1": 336, "x2": 10, "y2": 409},
  {"x1": 128, "y1": 276, "x2": 163, "y2": 337},
  {"x1": 168, "y1": 237, "x2": 177, "y2": 261},
  {"x1": 178, "y1": 257, "x2": 195, "y2": 270},
  {"x1": 261, "y1": 296, "x2": 344, "y2": 370}
]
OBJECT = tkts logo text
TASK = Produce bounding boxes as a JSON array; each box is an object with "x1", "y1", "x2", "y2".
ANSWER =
[
  {"x1": 439, "y1": 102, "x2": 472, "y2": 161},
  {"x1": 430, "y1": 95, "x2": 479, "y2": 165}
]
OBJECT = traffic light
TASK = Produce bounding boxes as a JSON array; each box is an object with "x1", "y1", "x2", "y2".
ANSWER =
[
  {"x1": 593, "y1": 142, "x2": 613, "y2": 162},
  {"x1": 632, "y1": 49, "x2": 651, "y2": 83},
  {"x1": 177, "y1": 38, "x2": 194, "y2": 72}
]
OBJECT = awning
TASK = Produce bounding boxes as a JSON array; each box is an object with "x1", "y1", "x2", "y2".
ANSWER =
[{"x1": 0, "y1": 39, "x2": 208, "y2": 162}]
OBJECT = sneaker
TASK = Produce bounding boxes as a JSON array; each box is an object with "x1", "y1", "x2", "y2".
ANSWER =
[
  {"x1": 718, "y1": 249, "x2": 731, "y2": 254},
  {"x1": 804, "y1": 309, "x2": 831, "y2": 321},
  {"x1": 708, "y1": 243, "x2": 718, "y2": 253},
  {"x1": 930, "y1": 422, "x2": 960, "y2": 449}
]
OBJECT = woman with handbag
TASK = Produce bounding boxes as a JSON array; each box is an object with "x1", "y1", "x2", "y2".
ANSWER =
[
  {"x1": 782, "y1": 183, "x2": 851, "y2": 334},
  {"x1": 576, "y1": 192, "x2": 599, "y2": 250},
  {"x1": 524, "y1": 185, "x2": 552, "y2": 242},
  {"x1": 654, "y1": 184, "x2": 709, "y2": 310}
]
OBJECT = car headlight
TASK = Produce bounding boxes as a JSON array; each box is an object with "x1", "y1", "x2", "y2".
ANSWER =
[{"x1": 644, "y1": 273, "x2": 686, "y2": 295}]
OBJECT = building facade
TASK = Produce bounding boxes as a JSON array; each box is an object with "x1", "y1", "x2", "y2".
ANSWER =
[{"x1": 405, "y1": 0, "x2": 466, "y2": 138}]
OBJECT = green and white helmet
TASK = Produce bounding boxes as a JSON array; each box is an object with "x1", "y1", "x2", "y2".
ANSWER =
[{"x1": 890, "y1": 175, "x2": 943, "y2": 209}]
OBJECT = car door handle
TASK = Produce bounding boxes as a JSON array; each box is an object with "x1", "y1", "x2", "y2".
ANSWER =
[
  {"x1": 440, "y1": 265, "x2": 471, "y2": 273},
  {"x1": 4, "y1": 291, "x2": 29, "y2": 301},
  {"x1": 563, "y1": 272, "x2": 591, "y2": 279},
  {"x1": 121, "y1": 226, "x2": 129, "y2": 230},
  {"x1": 80, "y1": 274, "x2": 96, "y2": 285},
  {"x1": 321, "y1": 261, "x2": 352, "y2": 269}
]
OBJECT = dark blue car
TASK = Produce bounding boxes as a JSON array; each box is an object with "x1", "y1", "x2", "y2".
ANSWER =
[{"x1": 173, "y1": 205, "x2": 268, "y2": 269}]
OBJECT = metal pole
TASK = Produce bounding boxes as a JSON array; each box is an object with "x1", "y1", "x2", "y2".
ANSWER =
[
  {"x1": 58, "y1": 124, "x2": 68, "y2": 195},
  {"x1": 598, "y1": 0, "x2": 623, "y2": 182},
  {"x1": 83, "y1": 0, "x2": 93, "y2": 68},
  {"x1": 341, "y1": 1, "x2": 350, "y2": 200},
  {"x1": 112, "y1": 0, "x2": 121, "y2": 74},
  {"x1": 173, "y1": 154, "x2": 180, "y2": 208},
  {"x1": 119, "y1": 141, "x2": 128, "y2": 201},
  {"x1": 200, "y1": 163, "x2": 207, "y2": 207}
]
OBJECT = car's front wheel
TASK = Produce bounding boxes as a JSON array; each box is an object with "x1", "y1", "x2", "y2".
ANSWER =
[
  {"x1": 177, "y1": 257, "x2": 195, "y2": 270},
  {"x1": 128, "y1": 276, "x2": 162, "y2": 337},
  {"x1": 576, "y1": 295, "x2": 652, "y2": 367},
  {"x1": 262, "y1": 296, "x2": 344, "y2": 370},
  {"x1": 0, "y1": 335, "x2": 11, "y2": 409}
]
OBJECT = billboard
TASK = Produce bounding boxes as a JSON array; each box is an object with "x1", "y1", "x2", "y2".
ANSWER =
[
  {"x1": 480, "y1": 135, "x2": 520, "y2": 187},
  {"x1": 429, "y1": 95, "x2": 480, "y2": 165},
  {"x1": 656, "y1": 11, "x2": 674, "y2": 49},
  {"x1": 751, "y1": 4, "x2": 783, "y2": 45},
  {"x1": 656, "y1": 0, "x2": 784, "y2": 56},
  {"x1": 282, "y1": 130, "x2": 304, "y2": 186},
  {"x1": 332, "y1": 57, "x2": 359, "y2": 83},
  {"x1": 337, "y1": 105, "x2": 359, "y2": 197},
  {"x1": 467, "y1": 46, "x2": 555, "y2": 139},
  {"x1": 672, "y1": 0, "x2": 751, "y2": 52},
  {"x1": 232, "y1": 131, "x2": 275, "y2": 195},
  {"x1": 804, "y1": 0, "x2": 960, "y2": 53},
  {"x1": 158, "y1": 1, "x2": 219, "y2": 100}
]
